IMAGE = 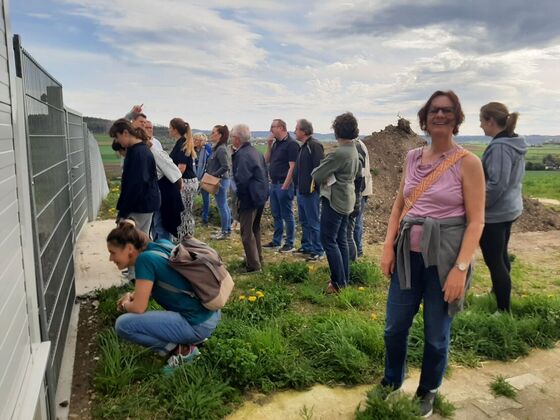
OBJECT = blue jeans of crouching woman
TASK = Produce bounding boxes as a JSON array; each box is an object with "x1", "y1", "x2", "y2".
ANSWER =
[
  {"x1": 383, "y1": 251, "x2": 452, "y2": 394},
  {"x1": 115, "y1": 310, "x2": 221, "y2": 356},
  {"x1": 320, "y1": 197, "x2": 349, "y2": 289}
]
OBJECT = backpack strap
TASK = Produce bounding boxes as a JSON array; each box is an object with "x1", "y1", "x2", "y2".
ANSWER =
[
  {"x1": 399, "y1": 148, "x2": 469, "y2": 223},
  {"x1": 146, "y1": 250, "x2": 196, "y2": 298}
]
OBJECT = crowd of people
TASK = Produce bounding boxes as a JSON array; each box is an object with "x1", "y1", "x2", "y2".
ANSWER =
[{"x1": 106, "y1": 92, "x2": 527, "y2": 417}]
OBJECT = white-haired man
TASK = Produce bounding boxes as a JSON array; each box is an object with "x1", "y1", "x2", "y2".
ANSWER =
[{"x1": 231, "y1": 124, "x2": 269, "y2": 273}]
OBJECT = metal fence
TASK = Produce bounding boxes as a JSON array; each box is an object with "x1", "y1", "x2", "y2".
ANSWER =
[{"x1": 14, "y1": 35, "x2": 108, "y2": 417}]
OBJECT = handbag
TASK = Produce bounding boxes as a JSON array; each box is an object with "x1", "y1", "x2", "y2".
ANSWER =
[
  {"x1": 399, "y1": 148, "x2": 469, "y2": 222},
  {"x1": 200, "y1": 172, "x2": 221, "y2": 194}
]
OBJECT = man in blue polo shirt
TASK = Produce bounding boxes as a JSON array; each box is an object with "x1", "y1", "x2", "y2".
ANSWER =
[{"x1": 264, "y1": 119, "x2": 300, "y2": 252}]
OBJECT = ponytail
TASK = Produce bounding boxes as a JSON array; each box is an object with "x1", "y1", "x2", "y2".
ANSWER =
[
  {"x1": 480, "y1": 102, "x2": 519, "y2": 136},
  {"x1": 505, "y1": 112, "x2": 519, "y2": 137},
  {"x1": 213, "y1": 124, "x2": 229, "y2": 151},
  {"x1": 109, "y1": 118, "x2": 149, "y2": 142},
  {"x1": 106, "y1": 218, "x2": 149, "y2": 250},
  {"x1": 170, "y1": 117, "x2": 197, "y2": 159}
]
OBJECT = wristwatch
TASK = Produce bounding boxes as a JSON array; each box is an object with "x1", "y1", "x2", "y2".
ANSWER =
[{"x1": 455, "y1": 262, "x2": 468, "y2": 272}]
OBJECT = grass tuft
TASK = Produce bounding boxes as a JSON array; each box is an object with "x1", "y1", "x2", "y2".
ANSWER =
[{"x1": 490, "y1": 375, "x2": 517, "y2": 399}]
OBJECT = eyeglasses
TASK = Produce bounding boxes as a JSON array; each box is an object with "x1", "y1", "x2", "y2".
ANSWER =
[{"x1": 428, "y1": 107, "x2": 455, "y2": 115}]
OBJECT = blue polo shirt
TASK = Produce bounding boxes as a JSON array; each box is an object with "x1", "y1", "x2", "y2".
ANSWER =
[
  {"x1": 134, "y1": 240, "x2": 213, "y2": 324},
  {"x1": 268, "y1": 134, "x2": 300, "y2": 183}
]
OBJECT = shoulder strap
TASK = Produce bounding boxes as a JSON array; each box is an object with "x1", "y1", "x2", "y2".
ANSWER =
[
  {"x1": 146, "y1": 250, "x2": 196, "y2": 298},
  {"x1": 399, "y1": 148, "x2": 469, "y2": 222}
]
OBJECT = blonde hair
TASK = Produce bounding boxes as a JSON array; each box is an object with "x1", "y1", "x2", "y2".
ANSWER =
[
  {"x1": 480, "y1": 102, "x2": 519, "y2": 136},
  {"x1": 193, "y1": 133, "x2": 208, "y2": 142},
  {"x1": 170, "y1": 117, "x2": 197, "y2": 159}
]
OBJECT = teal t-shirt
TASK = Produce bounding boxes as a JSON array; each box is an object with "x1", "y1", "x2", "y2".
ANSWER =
[{"x1": 134, "y1": 240, "x2": 213, "y2": 325}]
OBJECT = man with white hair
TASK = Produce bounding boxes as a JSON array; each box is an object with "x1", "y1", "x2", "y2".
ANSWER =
[
  {"x1": 231, "y1": 124, "x2": 269, "y2": 273},
  {"x1": 144, "y1": 120, "x2": 163, "y2": 151}
]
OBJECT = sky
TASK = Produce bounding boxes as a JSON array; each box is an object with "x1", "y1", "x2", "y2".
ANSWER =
[{"x1": 11, "y1": 0, "x2": 560, "y2": 135}]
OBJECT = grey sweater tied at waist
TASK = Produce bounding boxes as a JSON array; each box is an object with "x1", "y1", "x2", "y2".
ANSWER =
[{"x1": 395, "y1": 216, "x2": 472, "y2": 316}]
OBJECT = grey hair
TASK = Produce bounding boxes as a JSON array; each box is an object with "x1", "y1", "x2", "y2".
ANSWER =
[
  {"x1": 297, "y1": 118, "x2": 313, "y2": 136},
  {"x1": 231, "y1": 124, "x2": 251, "y2": 142},
  {"x1": 272, "y1": 118, "x2": 287, "y2": 131}
]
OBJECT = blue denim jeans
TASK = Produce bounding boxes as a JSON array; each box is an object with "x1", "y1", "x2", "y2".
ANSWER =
[
  {"x1": 115, "y1": 310, "x2": 221, "y2": 356},
  {"x1": 200, "y1": 189, "x2": 210, "y2": 224},
  {"x1": 297, "y1": 191, "x2": 323, "y2": 255},
  {"x1": 383, "y1": 252, "x2": 452, "y2": 393},
  {"x1": 354, "y1": 196, "x2": 367, "y2": 257},
  {"x1": 320, "y1": 198, "x2": 349, "y2": 288},
  {"x1": 270, "y1": 183, "x2": 295, "y2": 247},
  {"x1": 214, "y1": 178, "x2": 231, "y2": 234},
  {"x1": 152, "y1": 210, "x2": 172, "y2": 241}
]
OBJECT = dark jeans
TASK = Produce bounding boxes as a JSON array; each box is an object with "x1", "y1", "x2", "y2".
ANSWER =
[
  {"x1": 200, "y1": 189, "x2": 210, "y2": 223},
  {"x1": 320, "y1": 198, "x2": 349, "y2": 288},
  {"x1": 239, "y1": 206, "x2": 264, "y2": 271},
  {"x1": 347, "y1": 197, "x2": 368, "y2": 261},
  {"x1": 270, "y1": 183, "x2": 295, "y2": 247},
  {"x1": 479, "y1": 221, "x2": 514, "y2": 311},
  {"x1": 297, "y1": 191, "x2": 323, "y2": 255},
  {"x1": 383, "y1": 252, "x2": 452, "y2": 393}
]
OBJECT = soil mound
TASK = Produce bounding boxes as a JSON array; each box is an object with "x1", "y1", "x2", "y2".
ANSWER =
[{"x1": 362, "y1": 119, "x2": 560, "y2": 242}]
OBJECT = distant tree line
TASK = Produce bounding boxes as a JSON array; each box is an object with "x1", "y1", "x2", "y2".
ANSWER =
[{"x1": 526, "y1": 154, "x2": 560, "y2": 170}]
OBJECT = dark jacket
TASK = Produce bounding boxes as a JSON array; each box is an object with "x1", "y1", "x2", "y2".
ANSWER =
[
  {"x1": 232, "y1": 142, "x2": 269, "y2": 211},
  {"x1": 294, "y1": 136, "x2": 324, "y2": 194},
  {"x1": 206, "y1": 144, "x2": 231, "y2": 179},
  {"x1": 117, "y1": 142, "x2": 161, "y2": 217}
]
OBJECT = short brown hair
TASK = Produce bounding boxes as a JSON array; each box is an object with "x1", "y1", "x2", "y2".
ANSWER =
[
  {"x1": 418, "y1": 90, "x2": 464, "y2": 135},
  {"x1": 332, "y1": 112, "x2": 359, "y2": 140}
]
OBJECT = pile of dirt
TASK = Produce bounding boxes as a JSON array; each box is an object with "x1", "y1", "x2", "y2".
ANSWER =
[{"x1": 361, "y1": 119, "x2": 560, "y2": 242}]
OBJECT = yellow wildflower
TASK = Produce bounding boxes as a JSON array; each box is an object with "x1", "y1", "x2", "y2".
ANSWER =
[
  {"x1": 255, "y1": 291, "x2": 264, "y2": 298},
  {"x1": 370, "y1": 313, "x2": 378, "y2": 320},
  {"x1": 238, "y1": 295, "x2": 246, "y2": 300},
  {"x1": 248, "y1": 296, "x2": 257, "y2": 302},
  {"x1": 250, "y1": 288, "x2": 256, "y2": 292},
  {"x1": 358, "y1": 287, "x2": 365, "y2": 292},
  {"x1": 308, "y1": 265, "x2": 316, "y2": 272}
]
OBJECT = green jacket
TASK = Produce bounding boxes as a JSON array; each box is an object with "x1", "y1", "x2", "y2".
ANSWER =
[{"x1": 311, "y1": 142, "x2": 360, "y2": 215}]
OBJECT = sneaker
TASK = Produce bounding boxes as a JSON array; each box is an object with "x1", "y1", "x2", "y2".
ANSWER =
[
  {"x1": 294, "y1": 247, "x2": 311, "y2": 255},
  {"x1": 416, "y1": 389, "x2": 437, "y2": 418},
  {"x1": 163, "y1": 345, "x2": 201, "y2": 375},
  {"x1": 263, "y1": 241, "x2": 280, "y2": 249},
  {"x1": 240, "y1": 267, "x2": 262, "y2": 275},
  {"x1": 211, "y1": 232, "x2": 230, "y2": 240},
  {"x1": 279, "y1": 244, "x2": 296, "y2": 253},
  {"x1": 306, "y1": 253, "x2": 324, "y2": 262},
  {"x1": 325, "y1": 282, "x2": 340, "y2": 294}
]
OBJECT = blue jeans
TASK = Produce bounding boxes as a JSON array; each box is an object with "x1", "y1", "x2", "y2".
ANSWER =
[
  {"x1": 320, "y1": 198, "x2": 349, "y2": 288},
  {"x1": 152, "y1": 210, "x2": 172, "y2": 241},
  {"x1": 297, "y1": 191, "x2": 323, "y2": 255},
  {"x1": 214, "y1": 178, "x2": 231, "y2": 234},
  {"x1": 270, "y1": 183, "x2": 295, "y2": 247},
  {"x1": 201, "y1": 189, "x2": 210, "y2": 223},
  {"x1": 115, "y1": 310, "x2": 221, "y2": 356},
  {"x1": 383, "y1": 252, "x2": 452, "y2": 393}
]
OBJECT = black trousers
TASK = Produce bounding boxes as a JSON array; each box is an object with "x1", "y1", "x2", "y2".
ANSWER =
[{"x1": 479, "y1": 221, "x2": 514, "y2": 311}]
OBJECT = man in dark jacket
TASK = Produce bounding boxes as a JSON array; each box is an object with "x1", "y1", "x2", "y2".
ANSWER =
[
  {"x1": 294, "y1": 119, "x2": 325, "y2": 261},
  {"x1": 231, "y1": 124, "x2": 269, "y2": 273}
]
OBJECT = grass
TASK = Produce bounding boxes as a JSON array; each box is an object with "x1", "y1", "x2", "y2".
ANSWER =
[
  {"x1": 522, "y1": 171, "x2": 560, "y2": 200},
  {"x1": 490, "y1": 375, "x2": 518, "y2": 399}
]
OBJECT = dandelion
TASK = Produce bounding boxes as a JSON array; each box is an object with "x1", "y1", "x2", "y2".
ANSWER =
[
  {"x1": 358, "y1": 287, "x2": 365, "y2": 292},
  {"x1": 370, "y1": 313, "x2": 378, "y2": 320},
  {"x1": 250, "y1": 288, "x2": 256, "y2": 292},
  {"x1": 248, "y1": 296, "x2": 257, "y2": 302},
  {"x1": 308, "y1": 265, "x2": 316, "y2": 272},
  {"x1": 256, "y1": 291, "x2": 264, "y2": 298},
  {"x1": 238, "y1": 295, "x2": 246, "y2": 300}
]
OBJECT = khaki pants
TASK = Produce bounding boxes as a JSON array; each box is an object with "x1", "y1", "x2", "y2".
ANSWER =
[{"x1": 239, "y1": 206, "x2": 264, "y2": 271}]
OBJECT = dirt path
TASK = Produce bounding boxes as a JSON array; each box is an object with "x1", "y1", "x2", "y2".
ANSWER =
[{"x1": 228, "y1": 345, "x2": 560, "y2": 420}]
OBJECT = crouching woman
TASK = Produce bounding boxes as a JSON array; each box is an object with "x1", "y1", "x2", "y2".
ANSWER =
[{"x1": 107, "y1": 219, "x2": 221, "y2": 371}]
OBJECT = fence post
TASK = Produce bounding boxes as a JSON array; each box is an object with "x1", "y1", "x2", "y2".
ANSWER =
[{"x1": 83, "y1": 123, "x2": 95, "y2": 221}]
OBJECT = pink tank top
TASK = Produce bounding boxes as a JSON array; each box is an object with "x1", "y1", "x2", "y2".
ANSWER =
[{"x1": 404, "y1": 146, "x2": 465, "y2": 251}]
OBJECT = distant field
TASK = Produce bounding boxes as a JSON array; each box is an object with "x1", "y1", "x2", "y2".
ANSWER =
[
  {"x1": 96, "y1": 133, "x2": 121, "y2": 165},
  {"x1": 464, "y1": 143, "x2": 560, "y2": 165},
  {"x1": 523, "y1": 171, "x2": 560, "y2": 201}
]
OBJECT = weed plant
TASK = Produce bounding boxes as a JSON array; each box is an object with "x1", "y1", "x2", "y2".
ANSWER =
[
  {"x1": 269, "y1": 260, "x2": 310, "y2": 283},
  {"x1": 490, "y1": 375, "x2": 517, "y2": 399},
  {"x1": 355, "y1": 388, "x2": 422, "y2": 419},
  {"x1": 350, "y1": 260, "x2": 384, "y2": 287}
]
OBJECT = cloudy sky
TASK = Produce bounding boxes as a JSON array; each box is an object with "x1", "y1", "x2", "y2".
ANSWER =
[{"x1": 12, "y1": 0, "x2": 560, "y2": 135}]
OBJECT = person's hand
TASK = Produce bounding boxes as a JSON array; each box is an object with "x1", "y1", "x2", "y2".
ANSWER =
[
  {"x1": 281, "y1": 183, "x2": 289, "y2": 190},
  {"x1": 442, "y1": 267, "x2": 467, "y2": 303},
  {"x1": 380, "y1": 245, "x2": 396, "y2": 278},
  {"x1": 267, "y1": 133, "x2": 275, "y2": 147},
  {"x1": 131, "y1": 104, "x2": 143, "y2": 114},
  {"x1": 117, "y1": 292, "x2": 132, "y2": 312},
  {"x1": 176, "y1": 178, "x2": 183, "y2": 191}
]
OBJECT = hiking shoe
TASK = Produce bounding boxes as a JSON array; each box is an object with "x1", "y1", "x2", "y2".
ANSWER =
[
  {"x1": 294, "y1": 247, "x2": 311, "y2": 255},
  {"x1": 163, "y1": 345, "x2": 201, "y2": 375},
  {"x1": 416, "y1": 389, "x2": 437, "y2": 418},
  {"x1": 279, "y1": 244, "x2": 296, "y2": 253},
  {"x1": 325, "y1": 282, "x2": 340, "y2": 294},
  {"x1": 263, "y1": 241, "x2": 280, "y2": 249},
  {"x1": 306, "y1": 253, "x2": 324, "y2": 262}
]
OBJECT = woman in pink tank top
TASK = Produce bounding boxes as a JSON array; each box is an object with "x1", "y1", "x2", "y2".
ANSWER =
[{"x1": 377, "y1": 91, "x2": 485, "y2": 416}]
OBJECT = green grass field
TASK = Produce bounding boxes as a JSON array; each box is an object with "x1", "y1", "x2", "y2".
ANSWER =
[
  {"x1": 96, "y1": 133, "x2": 121, "y2": 164},
  {"x1": 464, "y1": 143, "x2": 560, "y2": 165},
  {"x1": 523, "y1": 171, "x2": 560, "y2": 200}
]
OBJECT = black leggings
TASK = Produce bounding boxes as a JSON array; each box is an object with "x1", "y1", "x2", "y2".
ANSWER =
[{"x1": 479, "y1": 221, "x2": 514, "y2": 311}]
